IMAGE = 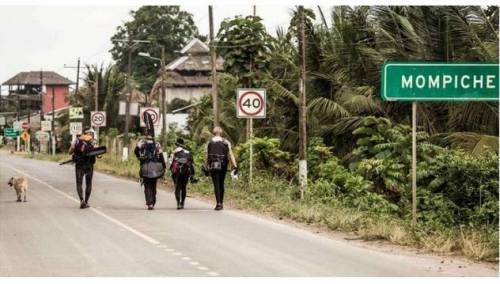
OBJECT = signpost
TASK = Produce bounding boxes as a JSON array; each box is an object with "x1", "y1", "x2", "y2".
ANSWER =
[
  {"x1": 4, "y1": 128, "x2": 18, "y2": 138},
  {"x1": 70, "y1": 122, "x2": 83, "y2": 135},
  {"x1": 381, "y1": 62, "x2": 499, "y2": 225},
  {"x1": 236, "y1": 89, "x2": 267, "y2": 185},
  {"x1": 69, "y1": 107, "x2": 84, "y2": 119},
  {"x1": 139, "y1": 107, "x2": 160, "y2": 127},
  {"x1": 13, "y1": 121, "x2": 21, "y2": 132},
  {"x1": 91, "y1": 111, "x2": 106, "y2": 145},
  {"x1": 41, "y1": 120, "x2": 52, "y2": 132},
  {"x1": 21, "y1": 122, "x2": 30, "y2": 131}
]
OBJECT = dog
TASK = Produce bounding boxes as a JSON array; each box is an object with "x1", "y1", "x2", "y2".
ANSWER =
[{"x1": 7, "y1": 177, "x2": 28, "y2": 202}]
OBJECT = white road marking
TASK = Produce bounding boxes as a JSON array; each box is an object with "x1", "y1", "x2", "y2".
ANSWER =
[
  {"x1": 6, "y1": 165, "x2": 160, "y2": 245},
  {"x1": 3, "y1": 163, "x2": 221, "y2": 276}
]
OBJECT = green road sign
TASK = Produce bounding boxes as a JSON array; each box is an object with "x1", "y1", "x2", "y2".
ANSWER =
[
  {"x1": 4, "y1": 128, "x2": 19, "y2": 138},
  {"x1": 381, "y1": 62, "x2": 499, "y2": 101}
]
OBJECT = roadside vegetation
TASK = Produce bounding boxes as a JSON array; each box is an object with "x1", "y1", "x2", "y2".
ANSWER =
[{"x1": 15, "y1": 5, "x2": 499, "y2": 262}]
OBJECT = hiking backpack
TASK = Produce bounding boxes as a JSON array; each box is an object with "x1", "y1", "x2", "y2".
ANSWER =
[{"x1": 171, "y1": 150, "x2": 192, "y2": 176}]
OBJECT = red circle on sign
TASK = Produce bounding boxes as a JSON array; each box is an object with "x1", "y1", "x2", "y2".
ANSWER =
[
  {"x1": 21, "y1": 122, "x2": 30, "y2": 130},
  {"x1": 91, "y1": 112, "x2": 105, "y2": 126},
  {"x1": 238, "y1": 91, "x2": 264, "y2": 116},
  {"x1": 143, "y1": 108, "x2": 159, "y2": 124}
]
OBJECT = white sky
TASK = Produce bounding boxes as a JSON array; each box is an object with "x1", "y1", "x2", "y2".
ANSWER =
[{"x1": 0, "y1": 5, "x2": 297, "y2": 95}]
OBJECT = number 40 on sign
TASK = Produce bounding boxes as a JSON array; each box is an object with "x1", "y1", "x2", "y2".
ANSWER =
[{"x1": 236, "y1": 89, "x2": 266, "y2": 118}]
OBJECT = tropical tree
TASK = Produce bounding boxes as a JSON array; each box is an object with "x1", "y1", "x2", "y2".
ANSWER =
[{"x1": 110, "y1": 6, "x2": 201, "y2": 93}]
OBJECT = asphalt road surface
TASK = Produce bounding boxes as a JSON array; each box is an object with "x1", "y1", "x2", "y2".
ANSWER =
[{"x1": 0, "y1": 152, "x2": 496, "y2": 276}]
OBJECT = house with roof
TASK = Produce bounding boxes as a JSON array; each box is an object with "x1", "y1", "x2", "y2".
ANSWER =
[
  {"x1": 2, "y1": 71, "x2": 74, "y2": 116},
  {"x1": 150, "y1": 38, "x2": 224, "y2": 104}
]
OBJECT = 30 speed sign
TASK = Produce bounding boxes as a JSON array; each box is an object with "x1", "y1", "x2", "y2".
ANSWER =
[{"x1": 236, "y1": 89, "x2": 266, "y2": 118}]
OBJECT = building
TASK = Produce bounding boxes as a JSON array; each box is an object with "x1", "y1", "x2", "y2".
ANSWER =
[
  {"x1": 1, "y1": 71, "x2": 74, "y2": 116},
  {"x1": 151, "y1": 38, "x2": 224, "y2": 104}
]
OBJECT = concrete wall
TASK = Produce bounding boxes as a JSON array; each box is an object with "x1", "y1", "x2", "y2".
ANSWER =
[{"x1": 42, "y1": 85, "x2": 70, "y2": 114}]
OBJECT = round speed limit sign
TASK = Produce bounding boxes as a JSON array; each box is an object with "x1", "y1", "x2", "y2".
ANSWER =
[
  {"x1": 236, "y1": 89, "x2": 266, "y2": 118},
  {"x1": 91, "y1": 111, "x2": 106, "y2": 127}
]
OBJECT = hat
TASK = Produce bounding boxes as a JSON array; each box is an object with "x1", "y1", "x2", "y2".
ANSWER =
[{"x1": 175, "y1": 138, "x2": 185, "y2": 148}]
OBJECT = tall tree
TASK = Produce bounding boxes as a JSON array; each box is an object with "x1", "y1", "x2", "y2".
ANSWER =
[{"x1": 110, "y1": 6, "x2": 201, "y2": 93}]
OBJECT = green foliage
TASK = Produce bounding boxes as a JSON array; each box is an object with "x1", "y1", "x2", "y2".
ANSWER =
[
  {"x1": 235, "y1": 137, "x2": 294, "y2": 179},
  {"x1": 418, "y1": 149, "x2": 499, "y2": 227},
  {"x1": 216, "y1": 15, "x2": 271, "y2": 86},
  {"x1": 110, "y1": 6, "x2": 200, "y2": 92}
]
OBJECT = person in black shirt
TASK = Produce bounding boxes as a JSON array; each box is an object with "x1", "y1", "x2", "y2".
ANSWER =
[
  {"x1": 69, "y1": 128, "x2": 97, "y2": 209},
  {"x1": 204, "y1": 127, "x2": 237, "y2": 210},
  {"x1": 169, "y1": 138, "x2": 195, "y2": 210},
  {"x1": 134, "y1": 130, "x2": 166, "y2": 210}
]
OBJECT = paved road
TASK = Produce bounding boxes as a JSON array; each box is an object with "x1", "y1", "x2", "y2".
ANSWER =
[{"x1": 0, "y1": 152, "x2": 496, "y2": 276}]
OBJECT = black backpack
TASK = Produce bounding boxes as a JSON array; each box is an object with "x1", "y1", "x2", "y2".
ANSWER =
[{"x1": 207, "y1": 140, "x2": 229, "y2": 171}]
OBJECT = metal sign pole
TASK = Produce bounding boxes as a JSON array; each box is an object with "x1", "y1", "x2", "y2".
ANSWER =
[
  {"x1": 249, "y1": 117, "x2": 253, "y2": 185},
  {"x1": 412, "y1": 102, "x2": 417, "y2": 226}
]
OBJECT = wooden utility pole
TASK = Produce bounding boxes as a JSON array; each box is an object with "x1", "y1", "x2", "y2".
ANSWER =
[
  {"x1": 51, "y1": 87, "x2": 55, "y2": 155},
  {"x1": 95, "y1": 78, "x2": 99, "y2": 145},
  {"x1": 124, "y1": 47, "x2": 133, "y2": 147},
  {"x1": 298, "y1": 6, "x2": 308, "y2": 199},
  {"x1": 209, "y1": 5, "x2": 219, "y2": 127},
  {"x1": 160, "y1": 46, "x2": 167, "y2": 144}
]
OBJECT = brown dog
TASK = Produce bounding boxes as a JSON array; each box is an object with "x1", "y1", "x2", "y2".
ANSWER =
[{"x1": 7, "y1": 177, "x2": 28, "y2": 202}]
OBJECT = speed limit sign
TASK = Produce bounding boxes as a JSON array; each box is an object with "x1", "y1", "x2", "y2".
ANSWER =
[
  {"x1": 91, "y1": 111, "x2": 106, "y2": 127},
  {"x1": 236, "y1": 89, "x2": 266, "y2": 118}
]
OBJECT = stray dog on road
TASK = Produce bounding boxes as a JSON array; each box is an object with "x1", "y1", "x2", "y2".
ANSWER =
[{"x1": 7, "y1": 177, "x2": 28, "y2": 202}]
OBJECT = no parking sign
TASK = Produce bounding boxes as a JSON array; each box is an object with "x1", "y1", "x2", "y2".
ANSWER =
[
  {"x1": 236, "y1": 89, "x2": 266, "y2": 118},
  {"x1": 139, "y1": 107, "x2": 160, "y2": 127}
]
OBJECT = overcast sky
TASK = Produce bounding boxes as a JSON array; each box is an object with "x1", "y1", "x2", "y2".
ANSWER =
[{"x1": 0, "y1": 5, "x2": 299, "y2": 95}]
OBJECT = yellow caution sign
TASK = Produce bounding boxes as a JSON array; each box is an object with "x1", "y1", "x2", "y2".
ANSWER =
[{"x1": 21, "y1": 131, "x2": 30, "y2": 142}]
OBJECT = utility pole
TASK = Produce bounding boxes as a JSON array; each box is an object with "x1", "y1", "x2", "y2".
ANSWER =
[
  {"x1": 160, "y1": 46, "x2": 167, "y2": 144},
  {"x1": 40, "y1": 70, "x2": 43, "y2": 122},
  {"x1": 124, "y1": 47, "x2": 132, "y2": 147},
  {"x1": 64, "y1": 58, "x2": 81, "y2": 97},
  {"x1": 209, "y1": 5, "x2": 219, "y2": 127},
  {"x1": 298, "y1": 6, "x2": 308, "y2": 199},
  {"x1": 95, "y1": 78, "x2": 99, "y2": 145},
  {"x1": 51, "y1": 87, "x2": 55, "y2": 155}
]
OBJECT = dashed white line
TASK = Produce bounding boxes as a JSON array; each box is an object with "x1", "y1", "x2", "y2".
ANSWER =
[
  {"x1": 173, "y1": 252, "x2": 182, "y2": 256},
  {"x1": 207, "y1": 272, "x2": 219, "y2": 276},
  {"x1": 197, "y1": 266, "x2": 208, "y2": 271},
  {"x1": 189, "y1": 261, "x2": 199, "y2": 266},
  {"x1": 182, "y1": 257, "x2": 191, "y2": 261}
]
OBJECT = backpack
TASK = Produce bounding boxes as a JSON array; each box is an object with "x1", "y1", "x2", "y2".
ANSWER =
[
  {"x1": 142, "y1": 141, "x2": 158, "y2": 162},
  {"x1": 207, "y1": 140, "x2": 229, "y2": 171},
  {"x1": 171, "y1": 150, "x2": 192, "y2": 176}
]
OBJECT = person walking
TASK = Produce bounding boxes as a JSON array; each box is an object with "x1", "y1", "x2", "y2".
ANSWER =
[
  {"x1": 204, "y1": 126, "x2": 237, "y2": 210},
  {"x1": 134, "y1": 129, "x2": 166, "y2": 210},
  {"x1": 169, "y1": 138, "x2": 195, "y2": 210},
  {"x1": 69, "y1": 128, "x2": 97, "y2": 209}
]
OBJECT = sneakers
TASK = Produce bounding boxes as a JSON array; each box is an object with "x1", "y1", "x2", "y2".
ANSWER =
[
  {"x1": 177, "y1": 203, "x2": 182, "y2": 210},
  {"x1": 214, "y1": 204, "x2": 223, "y2": 211},
  {"x1": 147, "y1": 205, "x2": 154, "y2": 210},
  {"x1": 80, "y1": 201, "x2": 89, "y2": 209}
]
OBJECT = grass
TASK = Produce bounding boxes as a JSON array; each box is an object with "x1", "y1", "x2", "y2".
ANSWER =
[{"x1": 18, "y1": 151, "x2": 499, "y2": 263}]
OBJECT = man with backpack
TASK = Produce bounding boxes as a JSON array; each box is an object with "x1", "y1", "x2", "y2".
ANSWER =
[
  {"x1": 169, "y1": 138, "x2": 195, "y2": 210},
  {"x1": 68, "y1": 128, "x2": 97, "y2": 209},
  {"x1": 204, "y1": 126, "x2": 238, "y2": 211},
  {"x1": 134, "y1": 129, "x2": 166, "y2": 210}
]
